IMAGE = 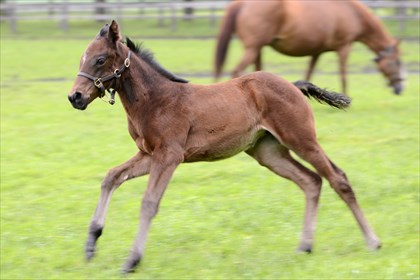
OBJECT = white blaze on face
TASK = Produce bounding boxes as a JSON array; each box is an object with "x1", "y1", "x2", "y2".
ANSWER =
[{"x1": 82, "y1": 53, "x2": 87, "y2": 66}]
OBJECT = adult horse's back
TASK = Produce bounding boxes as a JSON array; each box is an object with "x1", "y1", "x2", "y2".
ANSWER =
[{"x1": 215, "y1": 0, "x2": 404, "y2": 95}]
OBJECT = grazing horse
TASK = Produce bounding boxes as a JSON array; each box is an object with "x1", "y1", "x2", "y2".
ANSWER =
[
  {"x1": 215, "y1": 0, "x2": 405, "y2": 95},
  {"x1": 68, "y1": 21, "x2": 381, "y2": 273}
]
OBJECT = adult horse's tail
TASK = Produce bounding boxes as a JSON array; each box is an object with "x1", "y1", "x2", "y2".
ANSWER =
[
  {"x1": 293, "y1": 80, "x2": 351, "y2": 109},
  {"x1": 214, "y1": 2, "x2": 242, "y2": 80}
]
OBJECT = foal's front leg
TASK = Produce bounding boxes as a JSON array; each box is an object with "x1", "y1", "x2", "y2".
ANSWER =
[
  {"x1": 86, "y1": 151, "x2": 151, "y2": 260},
  {"x1": 122, "y1": 148, "x2": 183, "y2": 273}
]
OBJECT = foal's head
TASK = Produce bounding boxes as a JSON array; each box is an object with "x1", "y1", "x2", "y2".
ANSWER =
[
  {"x1": 68, "y1": 20, "x2": 127, "y2": 110},
  {"x1": 374, "y1": 41, "x2": 405, "y2": 95}
]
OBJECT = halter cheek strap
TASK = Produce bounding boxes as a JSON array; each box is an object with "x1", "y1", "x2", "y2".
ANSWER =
[{"x1": 77, "y1": 51, "x2": 131, "y2": 105}]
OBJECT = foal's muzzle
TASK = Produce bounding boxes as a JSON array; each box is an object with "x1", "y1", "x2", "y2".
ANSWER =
[{"x1": 68, "y1": 91, "x2": 88, "y2": 110}]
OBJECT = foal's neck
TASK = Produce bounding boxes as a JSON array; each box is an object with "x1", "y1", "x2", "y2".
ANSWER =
[{"x1": 116, "y1": 53, "x2": 178, "y2": 113}]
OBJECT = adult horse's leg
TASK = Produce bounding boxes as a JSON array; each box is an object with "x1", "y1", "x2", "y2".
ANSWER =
[
  {"x1": 122, "y1": 148, "x2": 183, "y2": 273},
  {"x1": 337, "y1": 44, "x2": 352, "y2": 95},
  {"x1": 246, "y1": 134, "x2": 322, "y2": 253},
  {"x1": 86, "y1": 151, "x2": 151, "y2": 260},
  {"x1": 232, "y1": 47, "x2": 261, "y2": 78},
  {"x1": 305, "y1": 54, "x2": 320, "y2": 81},
  {"x1": 255, "y1": 51, "x2": 262, "y2": 71}
]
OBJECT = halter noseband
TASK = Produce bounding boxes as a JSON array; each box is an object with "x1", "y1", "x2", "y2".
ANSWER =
[
  {"x1": 374, "y1": 46, "x2": 403, "y2": 85},
  {"x1": 77, "y1": 51, "x2": 131, "y2": 105}
]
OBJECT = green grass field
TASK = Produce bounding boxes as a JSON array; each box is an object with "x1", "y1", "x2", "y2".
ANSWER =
[{"x1": 1, "y1": 20, "x2": 419, "y2": 279}]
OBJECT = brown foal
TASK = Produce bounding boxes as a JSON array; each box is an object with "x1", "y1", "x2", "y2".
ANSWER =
[{"x1": 68, "y1": 21, "x2": 380, "y2": 273}]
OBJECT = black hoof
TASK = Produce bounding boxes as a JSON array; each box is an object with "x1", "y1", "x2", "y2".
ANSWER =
[
  {"x1": 85, "y1": 239, "x2": 97, "y2": 261},
  {"x1": 85, "y1": 224, "x2": 103, "y2": 261},
  {"x1": 297, "y1": 243, "x2": 312, "y2": 254},
  {"x1": 121, "y1": 257, "x2": 141, "y2": 274},
  {"x1": 85, "y1": 246, "x2": 95, "y2": 261},
  {"x1": 367, "y1": 239, "x2": 382, "y2": 251}
]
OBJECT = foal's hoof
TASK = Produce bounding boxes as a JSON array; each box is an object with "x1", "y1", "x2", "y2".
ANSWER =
[
  {"x1": 86, "y1": 249, "x2": 95, "y2": 261},
  {"x1": 121, "y1": 257, "x2": 141, "y2": 274},
  {"x1": 367, "y1": 239, "x2": 382, "y2": 251},
  {"x1": 296, "y1": 243, "x2": 312, "y2": 254},
  {"x1": 85, "y1": 244, "x2": 96, "y2": 261}
]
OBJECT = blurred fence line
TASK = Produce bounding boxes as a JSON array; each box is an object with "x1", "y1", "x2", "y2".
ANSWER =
[{"x1": 0, "y1": 0, "x2": 419, "y2": 35}]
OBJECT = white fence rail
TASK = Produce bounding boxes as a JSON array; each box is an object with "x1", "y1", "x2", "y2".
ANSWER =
[{"x1": 0, "y1": 0, "x2": 418, "y2": 35}]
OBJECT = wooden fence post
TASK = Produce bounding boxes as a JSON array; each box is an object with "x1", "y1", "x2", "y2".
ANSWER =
[
  {"x1": 9, "y1": 6, "x2": 16, "y2": 34},
  {"x1": 396, "y1": 4, "x2": 407, "y2": 34},
  {"x1": 158, "y1": 6, "x2": 165, "y2": 27},
  {"x1": 59, "y1": 0, "x2": 68, "y2": 32},
  {"x1": 170, "y1": 4, "x2": 177, "y2": 31},
  {"x1": 210, "y1": 6, "x2": 216, "y2": 27}
]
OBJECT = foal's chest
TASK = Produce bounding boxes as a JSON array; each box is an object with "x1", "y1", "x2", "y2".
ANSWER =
[{"x1": 128, "y1": 121, "x2": 153, "y2": 155}]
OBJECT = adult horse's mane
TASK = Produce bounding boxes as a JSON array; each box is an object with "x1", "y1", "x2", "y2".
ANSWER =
[{"x1": 125, "y1": 37, "x2": 188, "y2": 84}]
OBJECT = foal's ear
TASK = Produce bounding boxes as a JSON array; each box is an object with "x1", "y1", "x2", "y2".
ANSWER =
[{"x1": 108, "y1": 20, "x2": 121, "y2": 44}]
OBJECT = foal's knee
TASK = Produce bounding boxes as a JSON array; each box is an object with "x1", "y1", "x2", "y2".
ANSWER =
[
  {"x1": 141, "y1": 199, "x2": 159, "y2": 219},
  {"x1": 101, "y1": 168, "x2": 122, "y2": 190}
]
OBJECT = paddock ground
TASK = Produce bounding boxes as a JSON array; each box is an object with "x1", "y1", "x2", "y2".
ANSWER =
[{"x1": 1, "y1": 19, "x2": 419, "y2": 279}]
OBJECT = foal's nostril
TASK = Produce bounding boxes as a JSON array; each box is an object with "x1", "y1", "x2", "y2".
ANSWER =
[
  {"x1": 74, "y1": 92, "x2": 82, "y2": 101},
  {"x1": 69, "y1": 92, "x2": 83, "y2": 104}
]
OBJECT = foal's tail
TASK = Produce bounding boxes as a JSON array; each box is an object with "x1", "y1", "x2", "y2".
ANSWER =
[
  {"x1": 293, "y1": 80, "x2": 351, "y2": 109},
  {"x1": 214, "y1": 1, "x2": 242, "y2": 80}
]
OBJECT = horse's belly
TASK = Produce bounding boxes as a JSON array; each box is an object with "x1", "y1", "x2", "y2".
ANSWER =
[
  {"x1": 184, "y1": 128, "x2": 265, "y2": 162},
  {"x1": 270, "y1": 37, "x2": 329, "y2": 57}
]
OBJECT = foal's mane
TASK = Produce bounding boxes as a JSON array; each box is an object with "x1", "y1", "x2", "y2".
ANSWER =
[{"x1": 125, "y1": 37, "x2": 189, "y2": 84}]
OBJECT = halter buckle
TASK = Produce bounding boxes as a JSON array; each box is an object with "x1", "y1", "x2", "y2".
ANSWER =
[
  {"x1": 114, "y1": 69, "x2": 121, "y2": 78},
  {"x1": 94, "y1": 78, "x2": 103, "y2": 88},
  {"x1": 124, "y1": 57, "x2": 130, "y2": 68}
]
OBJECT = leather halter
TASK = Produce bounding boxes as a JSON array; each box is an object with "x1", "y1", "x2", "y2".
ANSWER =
[
  {"x1": 374, "y1": 46, "x2": 403, "y2": 85},
  {"x1": 77, "y1": 51, "x2": 131, "y2": 104}
]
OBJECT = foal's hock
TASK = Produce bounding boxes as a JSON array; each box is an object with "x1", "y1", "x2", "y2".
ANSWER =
[{"x1": 68, "y1": 20, "x2": 380, "y2": 273}]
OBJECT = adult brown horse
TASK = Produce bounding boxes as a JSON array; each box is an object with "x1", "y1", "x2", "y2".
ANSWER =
[
  {"x1": 68, "y1": 21, "x2": 381, "y2": 273},
  {"x1": 215, "y1": 0, "x2": 405, "y2": 95}
]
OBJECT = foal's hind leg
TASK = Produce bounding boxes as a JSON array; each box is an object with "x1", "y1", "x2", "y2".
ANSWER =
[
  {"x1": 288, "y1": 139, "x2": 381, "y2": 250},
  {"x1": 246, "y1": 134, "x2": 322, "y2": 252},
  {"x1": 86, "y1": 151, "x2": 151, "y2": 260}
]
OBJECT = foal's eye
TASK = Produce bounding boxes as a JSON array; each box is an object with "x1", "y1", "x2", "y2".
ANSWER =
[{"x1": 96, "y1": 57, "x2": 106, "y2": 66}]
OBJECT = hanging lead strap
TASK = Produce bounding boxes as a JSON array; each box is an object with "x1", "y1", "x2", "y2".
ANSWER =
[{"x1": 108, "y1": 89, "x2": 116, "y2": 105}]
